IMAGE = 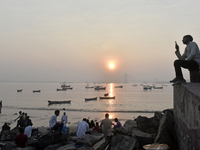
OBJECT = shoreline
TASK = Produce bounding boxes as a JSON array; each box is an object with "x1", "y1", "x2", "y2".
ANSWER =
[{"x1": 0, "y1": 107, "x2": 155, "y2": 129}]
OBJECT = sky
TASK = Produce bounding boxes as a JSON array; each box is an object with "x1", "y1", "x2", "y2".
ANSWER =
[{"x1": 1, "y1": 0, "x2": 200, "y2": 83}]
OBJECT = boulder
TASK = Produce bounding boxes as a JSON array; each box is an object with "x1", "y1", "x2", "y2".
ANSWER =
[
  {"x1": 44, "y1": 143, "x2": 62, "y2": 150},
  {"x1": 123, "y1": 120, "x2": 137, "y2": 131},
  {"x1": 1, "y1": 130, "x2": 18, "y2": 141},
  {"x1": 80, "y1": 134, "x2": 103, "y2": 147},
  {"x1": 131, "y1": 128, "x2": 154, "y2": 147},
  {"x1": 37, "y1": 131, "x2": 54, "y2": 149},
  {"x1": 26, "y1": 139, "x2": 38, "y2": 147},
  {"x1": 12, "y1": 146, "x2": 34, "y2": 150},
  {"x1": 1, "y1": 142, "x2": 15, "y2": 150},
  {"x1": 110, "y1": 134, "x2": 137, "y2": 150},
  {"x1": 154, "y1": 111, "x2": 163, "y2": 120},
  {"x1": 135, "y1": 115, "x2": 159, "y2": 134},
  {"x1": 154, "y1": 111, "x2": 178, "y2": 149},
  {"x1": 57, "y1": 144, "x2": 77, "y2": 150},
  {"x1": 112, "y1": 126, "x2": 129, "y2": 136}
]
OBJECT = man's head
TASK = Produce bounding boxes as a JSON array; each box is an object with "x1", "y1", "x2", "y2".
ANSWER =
[
  {"x1": 64, "y1": 112, "x2": 66, "y2": 115},
  {"x1": 19, "y1": 111, "x2": 22, "y2": 114},
  {"x1": 96, "y1": 122, "x2": 99, "y2": 126},
  {"x1": 105, "y1": 113, "x2": 109, "y2": 118},
  {"x1": 83, "y1": 118, "x2": 87, "y2": 122},
  {"x1": 55, "y1": 110, "x2": 60, "y2": 116},
  {"x1": 182, "y1": 35, "x2": 193, "y2": 44}
]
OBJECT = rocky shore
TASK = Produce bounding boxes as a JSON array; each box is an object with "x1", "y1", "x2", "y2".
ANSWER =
[{"x1": 0, "y1": 109, "x2": 178, "y2": 150}]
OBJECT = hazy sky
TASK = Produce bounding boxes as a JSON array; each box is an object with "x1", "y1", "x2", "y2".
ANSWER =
[{"x1": 1, "y1": 0, "x2": 200, "y2": 82}]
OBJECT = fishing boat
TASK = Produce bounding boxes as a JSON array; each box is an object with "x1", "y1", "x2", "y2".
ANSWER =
[
  {"x1": 63, "y1": 87, "x2": 73, "y2": 90},
  {"x1": 85, "y1": 84, "x2": 94, "y2": 88},
  {"x1": 85, "y1": 97, "x2": 98, "y2": 101},
  {"x1": 104, "y1": 93, "x2": 109, "y2": 96},
  {"x1": 48, "y1": 100, "x2": 71, "y2": 105},
  {"x1": 153, "y1": 86, "x2": 163, "y2": 89},
  {"x1": 60, "y1": 82, "x2": 70, "y2": 88},
  {"x1": 99, "y1": 96, "x2": 115, "y2": 99},
  {"x1": 143, "y1": 85, "x2": 152, "y2": 90},
  {"x1": 33, "y1": 90, "x2": 41, "y2": 93},
  {"x1": 115, "y1": 85, "x2": 123, "y2": 88},
  {"x1": 57, "y1": 88, "x2": 67, "y2": 91},
  {"x1": 17, "y1": 89, "x2": 22, "y2": 92},
  {"x1": 94, "y1": 86, "x2": 106, "y2": 90}
]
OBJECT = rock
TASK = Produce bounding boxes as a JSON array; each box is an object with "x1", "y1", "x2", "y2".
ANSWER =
[
  {"x1": 131, "y1": 128, "x2": 154, "y2": 147},
  {"x1": 57, "y1": 144, "x2": 77, "y2": 150},
  {"x1": 44, "y1": 143, "x2": 62, "y2": 150},
  {"x1": 163, "y1": 109, "x2": 173, "y2": 115},
  {"x1": 135, "y1": 115, "x2": 159, "y2": 134},
  {"x1": 1, "y1": 142, "x2": 15, "y2": 150},
  {"x1": 110, "y1": 134, "x2": 137, "y2": 150},
  {"x1": 123, "y1": 120, "x2": 137, "y2": 131},
  {"x1": 1, "y1": 129, "x2": 18, "y2": 141},
  {"x1": 154, "y1": 111, "x2": 163, "y2": 120},
  {"x1": 112, "y1": 126, "x2": 129, "y2": 136},
  {"x1": 12, "y1": 146, "x2": 34, "y2": 150},
  {"x1": 154, "y1": 111, "x2": 178, "y2": 149},
  {"x1": 37, "y1": 131, "x2": 54, "y2": 149},
  {"x1": 80, "y1": 134, "x2": 103, "y2": 147},
  {"x1": 26, "y1": 139, "x2": 38, "y2": 147}
]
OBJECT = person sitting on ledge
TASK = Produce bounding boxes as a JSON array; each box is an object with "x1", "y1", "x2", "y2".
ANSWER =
[
  {"x1": 92, "y1": 122, "x2": 99, "y2": 133},
  {"x1": 16, "y1": 117, "x2": 26, "y2": 128},
  {"x1": 112, "y1": 118, "x2": 122, "y2": 128},
  {"x1": 2, "y1": 122, "x2": 10, "y2": 131},
  {"x1": 49, "y1": 110, "x2": 63, "y2": 132},
  {"x1": 170, "y1": 35, "x2": 200, "y2": 86},
  {"x1": 76, "y1": 118, "x2": 89, "y2": 138}
]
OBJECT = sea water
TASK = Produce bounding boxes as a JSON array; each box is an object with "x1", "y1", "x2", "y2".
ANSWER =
[{"x1": 0, "y1": 82, "x2": 173, "y2": 128}]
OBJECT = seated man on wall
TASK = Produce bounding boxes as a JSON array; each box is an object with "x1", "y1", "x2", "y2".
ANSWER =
[
  {"x1": 49, "y1": 110, "x2": 63, "y2": 132},
  {"x1": 170, "y1": 35, "x2": 200, "y2": 85}
]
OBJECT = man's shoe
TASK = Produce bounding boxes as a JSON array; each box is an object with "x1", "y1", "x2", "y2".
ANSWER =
[
  {"x1": 170, "y1": 78, "x2": 178, "y2": 83},
  {"x1": 172, "y1": 79, "x2": 186, "y2": 86}
]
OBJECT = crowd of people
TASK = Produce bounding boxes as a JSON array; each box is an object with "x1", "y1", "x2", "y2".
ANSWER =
[{"x1": 1, "y1": 109, "x2": 121, "y2": 148}]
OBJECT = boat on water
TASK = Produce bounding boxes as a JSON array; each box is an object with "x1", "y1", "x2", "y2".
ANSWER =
[
  {"x1": 99, "y1": 96, "x2": 115, "y2": 99},
  {"x1": 132, "y1": 84, "x2": 138, "y2": 87},
  {"x1": 94, "y1": 86, "x2": 106, "y2": 90},
  {"x1": 17, "y1": 89, "x2": 22, "y2": 92},
  {"x1": 85, "y1": 84, "x2": 94, "y2": 88},
  {"x1": 153, "y1": 86, "x2": 163, "y2": 89},
  {"x1": 48, "y1": 100, "x2": 71, "y2": 105},
  {"x1": 57, "y1": 88, "x2": 67, "y2": 91},
  {"x1": 143, "y1": 86, "x2": 152, "y2": 90},
  {"x1": 60, "y1": 82, "x2": 70, "y2": 88},
  {"x1": 33, "y1": 90, "x2": 41, "y2": 93},
  {"x1": 85, "y1": 97, "x2": 98, "y2": 101},
  {"x1": 63, "y1": 87, "x2": 73, "y2": 90},
  {"x1": 115, "y1": 85, "x2": 123, "y2": 88},
  {"x1": 104, "y1": 93, "x2": 109, "y2": 96}
]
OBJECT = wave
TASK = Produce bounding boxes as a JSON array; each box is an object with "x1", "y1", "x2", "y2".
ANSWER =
[{"x1": 3, "y1": 106, "x2": 160, "y2": 113}]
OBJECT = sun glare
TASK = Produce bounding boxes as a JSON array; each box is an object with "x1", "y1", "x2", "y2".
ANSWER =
[{"x1": 109, "y1": 63, "x2": 115, "y2": 69}]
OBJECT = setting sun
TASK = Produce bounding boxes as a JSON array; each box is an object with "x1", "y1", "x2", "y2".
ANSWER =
[{"x1": 109, "y1": 63, "x2": 115, "y2": 69}]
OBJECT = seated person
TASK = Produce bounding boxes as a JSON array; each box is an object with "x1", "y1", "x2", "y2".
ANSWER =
[
  {"x1": 15, "y1": 128, "x2": 28, "y2": 148},
  {"x1": 49, "y1": 110, "x2": 63, "y2": 132},
  {"x1": 90, "y1": 120, "x2": 95, "y2": 128},
  {"x1": 2, "y1": 122, "x2": 10, "y2": 132},
  {"x1": 112, "y1": 118, "x2": 122, "y2": 128},
  {"x1": 16, "y1": 117, "x2": 26, "y2": 128},
  {"x1": 76, "y1": 118, "x2": 89, "y2": 138},
  {"x1": 26, "y1": 116, "x2": 33, "y2": 127},
  {"x1": 92, "y1": 122, "x2": 99, "y2": 133},
  {"x1": 24, "y1": 124, "x2": 38, "y2": 138}
]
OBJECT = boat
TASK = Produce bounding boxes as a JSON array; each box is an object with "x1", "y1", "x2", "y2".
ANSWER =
[
  {"x1": 62, "y1": 87, "x2": 73, "y2": 90},
  {"x1": 132, "y1": 84, "x2": 138, "y2": 87},
  {"x1": 33, "y1": 90, "x2": 41, "y2": 93},
  {"x1": 94, "y1": 86, "x2": 106, "y2": 90},
  {"x1": 115, "y1": 85, "x2": 123, "y2": 88},
  {"x1": 60, "y1": 82, "x2": 70, "y2": 88},
  {"x1": 104, "y1": 93, "x2": 109, "y2": 96},
  {"x1": 153, "y1": 86, "x2": 163, "y2": 89},
  {"x1": 17, "y1": 89, "x2": 22, "y2": 92},
  {"x1": 48, "y1": 100, "x2": 71, "y2": 105},
  {"x1": 85, "y1": 97, "x2": 98, "y2": 101},
  {"x1": 143, "y1": 86, "x2": 152, "y2": 90},
  {"x1": 99, "y1": 96, "x2": 115, "y2": 99},
  {"x1": 85, "y1": 84, "x2": 94, "y2": 88},
  {"x1": 57, "y1": 89, "x2": 67, "y2": 91}
]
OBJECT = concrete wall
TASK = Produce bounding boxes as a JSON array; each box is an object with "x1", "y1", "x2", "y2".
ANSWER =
[{"x1": 174, "y1": 83, "x2": 200, "y2": 150}]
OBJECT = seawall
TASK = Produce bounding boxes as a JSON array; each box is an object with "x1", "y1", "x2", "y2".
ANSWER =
[{"x1": 174, "y1": 83, "x2": 200, "y2": 150}]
